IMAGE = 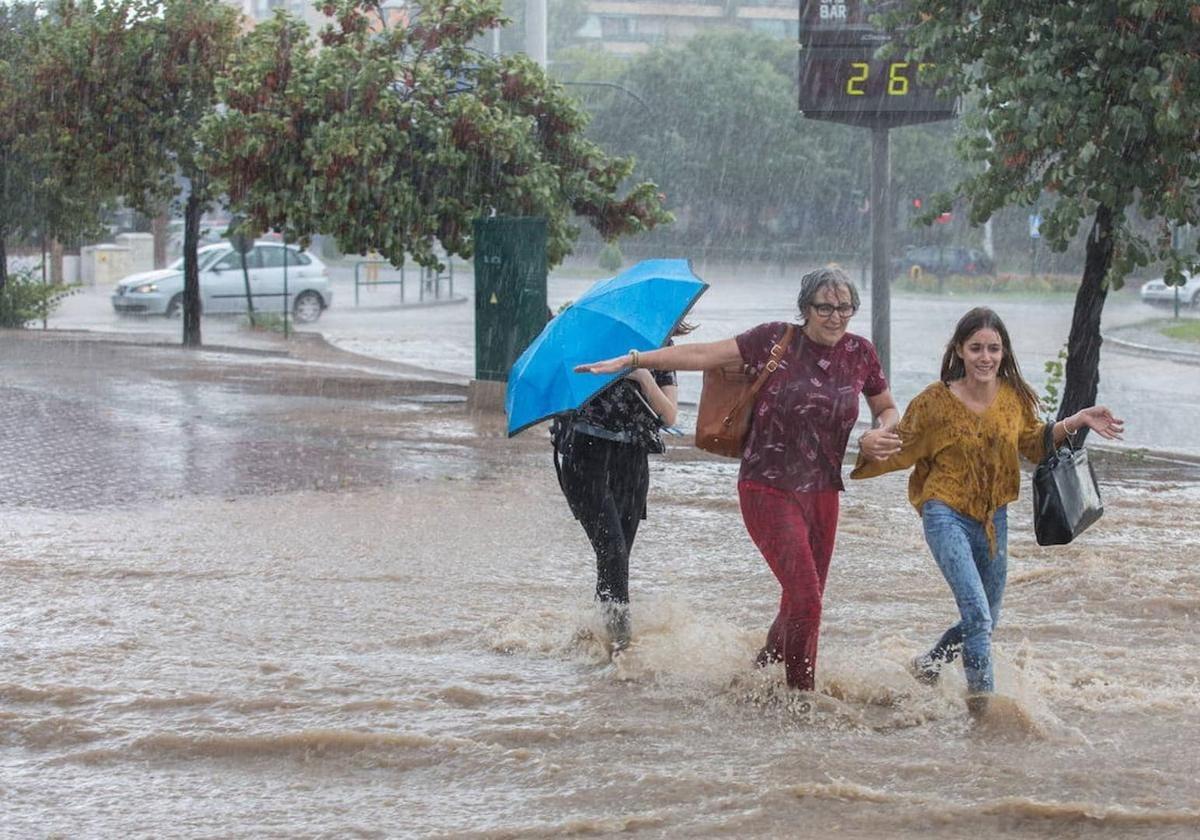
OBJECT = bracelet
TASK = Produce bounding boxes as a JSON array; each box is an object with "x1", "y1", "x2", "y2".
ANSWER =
[
  {"x1": 1062, "y1": 419, "x2": 1075, "y2": 436},
  {"x1": 628, "y1": 349, "x2": 640, "y2": 368}
]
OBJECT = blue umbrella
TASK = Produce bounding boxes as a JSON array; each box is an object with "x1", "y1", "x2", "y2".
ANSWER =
[{"x1": 505, "y1": 259, "x2": 708, "y2": 437}]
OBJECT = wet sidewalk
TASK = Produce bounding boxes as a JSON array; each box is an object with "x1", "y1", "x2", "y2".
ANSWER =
[{"x1": 1104, "y1": 314, "x2": 1200, "y2": 363}]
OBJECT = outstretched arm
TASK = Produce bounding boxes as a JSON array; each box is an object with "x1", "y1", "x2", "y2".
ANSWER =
[
  {"x1": 575, "y1": 338, "x2": 742, "y2": 375},
  {"x1": 1055, "y1": 406, "x2": 1124, "y2": 444}
]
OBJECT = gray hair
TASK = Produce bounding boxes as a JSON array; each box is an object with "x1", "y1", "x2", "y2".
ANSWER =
[{"x1": 796, "y1": 265, "x2": 860, "y2": 324}]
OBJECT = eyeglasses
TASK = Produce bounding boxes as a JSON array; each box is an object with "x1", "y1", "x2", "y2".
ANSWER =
[{"x1": 811, "y1": 303, "x2": 857, "y2": 319}]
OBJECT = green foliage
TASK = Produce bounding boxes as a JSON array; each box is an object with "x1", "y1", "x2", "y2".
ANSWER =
[
  {"x1": 888, "y1": 1, "x2": 1200, "y2": 289},
  {"x1": 1040, "y1": 345, "x2": 1069, "y2": 421},
  {"x1": 597, "y1": 242, "x2": 622, "y2": 272},
  {"x1": 0, "y1": 269, "x2": 75, "y2": 327},
  {"x1": 30, "y1": 1, "x2": 239, "y2": 218},
  {"x1": 573, "y1": 30, "x2": 972, "y2": 251},
  {"x1": 205, "y1": 0, "x2": 668, "y2": 270},
  {"x1": 0, "y1": 2, "x2": 108, "y2": 283}
]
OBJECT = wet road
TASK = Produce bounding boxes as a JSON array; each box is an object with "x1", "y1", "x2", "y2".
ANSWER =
[{"x1": 2, "y1": 333, "x2": 1199, "y2": 838}]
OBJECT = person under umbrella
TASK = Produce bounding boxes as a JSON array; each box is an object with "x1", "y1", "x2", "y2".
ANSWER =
[
  {"x1": 575, "y1": 266, "x2": 901, "y2": 691},
  {"x1": 552, "y1": 322, "x2": 692, "y2": 655},
  {"x1": 507, "y1": 260, "x2": 708, "y2": 657}
]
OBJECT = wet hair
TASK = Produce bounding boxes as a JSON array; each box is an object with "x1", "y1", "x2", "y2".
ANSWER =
[
  {"x1": 940, "y1": 307, "x2": 1039, "y2": 415},
  {"x1": 672, "y1": 320, "x2": 697, "y2": 336},
  {"x1": 796, "y1": 265, "x2": 860, "y2": 325}
]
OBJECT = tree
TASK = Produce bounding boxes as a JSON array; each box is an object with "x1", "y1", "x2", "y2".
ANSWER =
[
  {"x1": 31, "y1": 0, "x2": 240, "y2": 346},
  {"x1": 583, "y1": 31, "x2": 862, "y2": 250},
  {"x1": 205, "y1": 0, "x2": 669, "y2": 270},
  {"x1": 889, "y1": 1, "x2": 1200, "y2": 427},
  {"x1": 0, "y1": 2, "x2": 108, "y2": 291}
]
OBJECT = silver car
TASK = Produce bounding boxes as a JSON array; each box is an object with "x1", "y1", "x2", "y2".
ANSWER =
[
  {"x1": 1140, "y1": 273, "x2": 1200, "y2": 309},
  {"x1": 111, "y1": 241, "x2": 332, "y2": 322}
]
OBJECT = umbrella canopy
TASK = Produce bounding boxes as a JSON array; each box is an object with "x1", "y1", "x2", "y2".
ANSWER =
[{"x1": 505, "y1": 259, "x2": 707, "y2": 437}]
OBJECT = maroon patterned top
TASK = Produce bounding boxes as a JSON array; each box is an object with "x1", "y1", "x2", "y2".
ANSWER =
[{"x1": 735, "y1": 322, "x2": 888, "y2": 493}]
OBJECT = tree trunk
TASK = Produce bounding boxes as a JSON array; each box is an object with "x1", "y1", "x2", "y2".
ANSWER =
[
  {"x1": 182, "y1": 188, "x2": 202, "y2": 347},
  {"x1": 240, "y1": 248, "x2": 256, "y2": 327},
  {"x1": 152, "y1": 210, "x2": 169, "y2": 269},
  {"x1": 1058, "y1": 204, "x2": 1114, "y2": 443},
  {"x1": 50, "y1": 239, "x2": 64, "y2": 285},
  {"x1": 0, "y1": 234, "x2": 7, "y2": 292}
]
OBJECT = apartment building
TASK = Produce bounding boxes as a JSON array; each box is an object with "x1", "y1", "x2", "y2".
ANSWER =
[
  {"x1": 223, "y1": 1, "x2": 798, "y2": 54},
  {"x1": 577, "y1": 1, "x2": 798, "y2": 55},
  {"x1": 226, "y1": 0, "x2": 409, "y2": 30}
]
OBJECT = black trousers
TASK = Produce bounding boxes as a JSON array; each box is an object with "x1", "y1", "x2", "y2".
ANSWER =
[{"x1": 558, "y1": 432, "x2": 650, "y2": 604}]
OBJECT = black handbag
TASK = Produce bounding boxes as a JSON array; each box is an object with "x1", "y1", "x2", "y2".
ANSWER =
[{"x1": 1032, "y1": 422, "x2": 1104, "y2": 546}]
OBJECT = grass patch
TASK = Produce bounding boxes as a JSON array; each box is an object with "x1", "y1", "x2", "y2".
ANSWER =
[
  {"x1": 239, "y1": 312, "x2": 289, "y2": 334},
  {"x1": 893, "y1": 271, "x2": 1080, "y2": 295},
  {"x1": 1160, "y1": 319, "x2": 1200, "y2": 343}
]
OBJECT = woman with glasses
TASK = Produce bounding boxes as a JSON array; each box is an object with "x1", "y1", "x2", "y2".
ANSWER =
[{"x1": 575, "y1": 266, "x2": 901, "y2": 691}]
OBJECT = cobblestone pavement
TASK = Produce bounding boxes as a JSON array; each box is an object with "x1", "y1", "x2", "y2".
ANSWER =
[{"x1": 0, "y1": 333, "x2": 509, "y2": 512}]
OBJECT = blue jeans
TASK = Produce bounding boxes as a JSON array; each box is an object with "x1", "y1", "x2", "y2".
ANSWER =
[{"x1": 921, "y1": 501, "x2": 1008, "y2": 693}]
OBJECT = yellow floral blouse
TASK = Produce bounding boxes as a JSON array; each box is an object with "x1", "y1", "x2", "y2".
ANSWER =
[{"x1": 850, "y1": 380, "x2": 1048, "y2": 548}]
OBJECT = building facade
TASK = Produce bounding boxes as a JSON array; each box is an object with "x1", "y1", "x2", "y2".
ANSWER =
[{"x1": 576, "y1": 1, "x2": 798, "y2": 55}]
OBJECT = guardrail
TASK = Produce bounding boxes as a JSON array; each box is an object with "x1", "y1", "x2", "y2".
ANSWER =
[{"x1": 353, "y1": 259, "x2": 456, "y2": 306}]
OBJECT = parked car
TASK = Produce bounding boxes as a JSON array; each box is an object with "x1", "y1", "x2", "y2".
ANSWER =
[
  {"x1": 892, "y1": 245, "x2": 995, "y2": 278},
  {"x1": 111, "y1": 241, "x2": 331, "y2": 322},
  {"x1": 1140, "y1": 273, "x2": 1200, "y2": 308}
]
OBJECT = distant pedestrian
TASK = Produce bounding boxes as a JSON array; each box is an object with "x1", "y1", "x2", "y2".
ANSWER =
[
  {"x1": 576, "y1": 266, "x2": 900, "y2": 690},
  {"x1": 851, "y1": 307, "x2": 1124, "y2": 716},
  {"x1": 552, "y1": 326, "x2": 689, "y2": 656}
]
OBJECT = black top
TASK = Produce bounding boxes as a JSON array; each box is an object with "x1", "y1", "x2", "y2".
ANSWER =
[{"x1": 572, "y1": 366, "x2": 677, "y2": 450}]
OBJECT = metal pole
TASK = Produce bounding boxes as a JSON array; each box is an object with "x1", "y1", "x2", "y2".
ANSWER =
[
  {"x1": 40, "y1": 231, "x2": 48, "y2": 330},
  {"x1": 525, "y1": 0, "x2": 546, "y2": 67},
  {"x1": 283, "y1": 238, "x2": 290, "y2": 339},
  {"x1": 870, "y1": 125, "x2": 892, "y2": 383}
]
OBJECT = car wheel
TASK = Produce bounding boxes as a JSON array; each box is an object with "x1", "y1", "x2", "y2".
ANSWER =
[
  {"x1": 165, "y1": 294, "x2": 183, "y2": 319},
  {"x1": 293, "y1": 291, "x2": 323, "y2": 323}
]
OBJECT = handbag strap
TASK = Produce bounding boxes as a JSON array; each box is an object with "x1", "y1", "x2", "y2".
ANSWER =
[
  {"x1": 1043, "y1": 418, "x2": 1080, "y2": 458},
  {"x1": 1041, "y1": 420, "x2": 1056, "y2": 461},
  {"x1": 724, "y1": 324, "x2": 797, "y2": 421}
]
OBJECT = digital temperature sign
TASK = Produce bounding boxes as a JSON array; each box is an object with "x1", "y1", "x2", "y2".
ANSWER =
[
  {"x1": 797, "y1": 2, "x2": 956, "y2": 127},
  {"x1": 797, "y1": 50, "x2": 954, "y2": 125}
]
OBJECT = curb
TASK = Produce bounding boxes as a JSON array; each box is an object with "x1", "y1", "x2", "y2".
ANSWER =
[{"x1": 1103, "y1": 332, "x2": 1200, "y2": 365}]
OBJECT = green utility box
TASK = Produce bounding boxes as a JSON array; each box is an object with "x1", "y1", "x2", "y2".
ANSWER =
[{"x1": 473, "y1": 217, "x2": 548, "y2": 382}]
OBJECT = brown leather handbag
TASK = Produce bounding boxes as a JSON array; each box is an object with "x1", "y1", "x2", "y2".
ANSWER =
[{"x1": 694, "y1": 325, "x2": 796, "y2": 458}]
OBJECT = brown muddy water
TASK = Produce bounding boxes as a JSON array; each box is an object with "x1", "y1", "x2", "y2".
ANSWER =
[{"x1": 2, "y1": 342, "x2": 1200, "y2": 838}]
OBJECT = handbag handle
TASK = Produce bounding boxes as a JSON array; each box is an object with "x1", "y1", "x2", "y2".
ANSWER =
[
  {"x1": 723, "y1": 324, "x2": 796, "y2": 424},
  {"x1": 1042, "y1": 418, "x2": 1082, "y2": 461}
]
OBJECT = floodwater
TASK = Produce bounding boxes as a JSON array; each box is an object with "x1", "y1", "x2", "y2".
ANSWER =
[{"x1": 3, "y1": 338, "x2": 1199, "y2": 838}]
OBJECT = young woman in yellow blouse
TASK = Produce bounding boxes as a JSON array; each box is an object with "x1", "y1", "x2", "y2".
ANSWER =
[{"x1": 851, "y1": 307, "x2": 1123, "y2": 714}]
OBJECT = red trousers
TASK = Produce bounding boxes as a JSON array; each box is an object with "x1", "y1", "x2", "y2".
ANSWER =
[{"x1": 738, "y1": 481, "x2": 840, "y2": 691}]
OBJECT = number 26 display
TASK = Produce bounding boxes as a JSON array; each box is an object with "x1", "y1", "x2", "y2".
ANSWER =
[{"x1": 798, "y1": 50, "x2": 955, "y2": 125}]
